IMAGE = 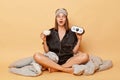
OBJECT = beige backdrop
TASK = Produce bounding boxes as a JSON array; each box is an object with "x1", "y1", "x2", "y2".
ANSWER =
[{"x1": 0, "y1": 0, "x2": 120, "y2": 80}]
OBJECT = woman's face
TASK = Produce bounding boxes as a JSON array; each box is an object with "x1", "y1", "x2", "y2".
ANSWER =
[{"x1": 56, "y1": 13, "x2": 66, "y2": 27}]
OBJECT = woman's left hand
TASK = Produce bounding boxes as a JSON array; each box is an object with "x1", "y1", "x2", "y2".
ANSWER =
[{"x1": 76, "y1": 33, "x2": 82, "y2": 40}]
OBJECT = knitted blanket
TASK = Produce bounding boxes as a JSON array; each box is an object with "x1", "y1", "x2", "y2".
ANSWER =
[{"x1": 9, "y1": 54, "x2": 113, "y2": 76}]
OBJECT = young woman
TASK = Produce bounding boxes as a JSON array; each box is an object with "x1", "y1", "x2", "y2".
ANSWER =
[{"x1": 33, "y1": 8, "x2": 89, "y2": 74}]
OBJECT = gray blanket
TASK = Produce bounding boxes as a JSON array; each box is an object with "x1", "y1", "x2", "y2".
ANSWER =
[
  {"x1": 9, "y1": 54, "x2": 113, "y2": 76},
  {"x1": 73, "y1": 55, "x2": 113, "y2": 75}
]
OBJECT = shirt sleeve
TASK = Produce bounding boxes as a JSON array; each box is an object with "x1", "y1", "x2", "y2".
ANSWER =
[{"x1": 72, "y1": 32, "x2": 78, "y2": 49}]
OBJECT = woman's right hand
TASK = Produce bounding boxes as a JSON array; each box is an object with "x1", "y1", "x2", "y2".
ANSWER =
[
  {"x1": 40, "y1": 33, "x2": 49, "y2": 52},
  {"x1": 40, "y1": 33, "x2": 46, "y2": 41}
]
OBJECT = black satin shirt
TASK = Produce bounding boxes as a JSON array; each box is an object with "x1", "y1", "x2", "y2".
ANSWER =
[{"x1": 46, "y1": 28, "x2": 78, "y2": 65}]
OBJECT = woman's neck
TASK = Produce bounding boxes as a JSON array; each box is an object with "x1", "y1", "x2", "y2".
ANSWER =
[{"x1": 58, "y1": 26, "x2": 66, "y2": 31}]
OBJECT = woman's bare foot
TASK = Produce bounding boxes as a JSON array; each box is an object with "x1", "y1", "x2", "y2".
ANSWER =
[
  {"x1": 63, "y1": 67, "x2": 73, "y2": 74},
  {"x1": 48, "y1": 67, "x2": 73, "y2": 74},
  {"x1": 48, "y1": 68, "x2": 58, "y2": 73}
]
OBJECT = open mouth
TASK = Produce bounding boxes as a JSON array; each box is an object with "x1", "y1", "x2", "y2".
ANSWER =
[{"x1": 59, "y1": 21, "x2": 63, "y2": 23}]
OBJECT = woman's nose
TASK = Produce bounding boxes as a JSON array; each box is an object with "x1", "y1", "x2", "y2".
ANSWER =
[{"x1": 59, "y1": 17, "x2": 63, "y2": 20}]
